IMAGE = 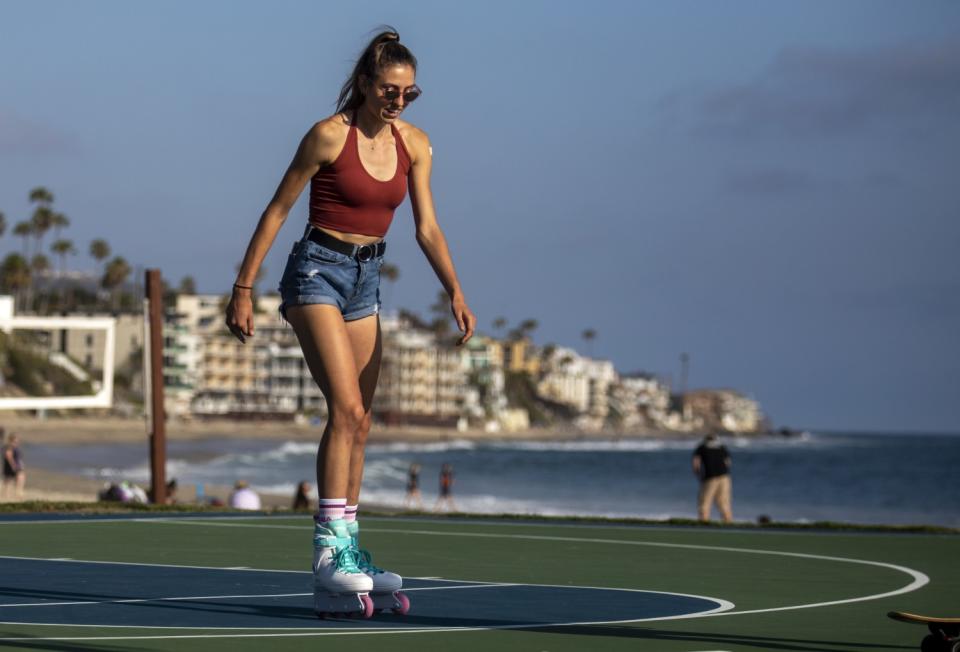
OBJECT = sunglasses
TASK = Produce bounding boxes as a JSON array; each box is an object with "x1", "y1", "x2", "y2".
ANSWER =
[{"x1": 380, "y1": 85, "x2": 422, "y2": 104}]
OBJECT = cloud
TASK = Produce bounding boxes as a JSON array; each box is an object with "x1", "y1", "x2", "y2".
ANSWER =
[
  {"x1": 661, "y1": 38, "x2": 960, "y2": 140},
  {"x1": 0, "y1": 109, "x2": 81, "y2": 155}
]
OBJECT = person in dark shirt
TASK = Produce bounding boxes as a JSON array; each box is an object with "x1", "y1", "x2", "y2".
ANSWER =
[
  {"x1": 403, "y1": 463, "x2": 423, "y2": 510},
  {"x1": 2, "y1": 433, "x2": 25, "y2": 500},
  {"x1": 692, "y1": 432, "x2": 732, "y2": 522},
  {"x1": 434, "y1": 463, "x2": 455, "y2": 512}
]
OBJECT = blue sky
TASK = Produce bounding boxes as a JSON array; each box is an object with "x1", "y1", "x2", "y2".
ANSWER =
[{"x1": 2, "y1": 1, "x2": 958, "y2": 433}]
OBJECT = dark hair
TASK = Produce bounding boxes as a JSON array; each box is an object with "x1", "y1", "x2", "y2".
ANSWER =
[{"x1": 336, "y1": 28, "x2": 418, "y2": 114}]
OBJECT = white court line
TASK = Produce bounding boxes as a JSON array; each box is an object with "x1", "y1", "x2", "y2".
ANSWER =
[
  {"x1": 403, "y1": 583, "x2": 519, "y2": 592},
  {"x1": 0, "y1": 555, "x2": 733, "y2": 633},
  {"x1": 0, "y1": 554, "x2": 498, "y2": 584},
  {"x1": 0, "y1": 517, "x2": 929, "y2": 641},
  {"x1": 143, "y1": 518, "x2": 930, "y2": 617},
  {"x1": 0, "y1": 584, "x2": 516, "y2": 608},
  {"x1": 0, "y1": 593, "x2": 311, "y2": 609}
]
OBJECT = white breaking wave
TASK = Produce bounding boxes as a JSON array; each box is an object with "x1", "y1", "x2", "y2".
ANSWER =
[
  {"x1": 486, "y1": 439, "x2": 690, "y2": 453},
  {"x1": 366, "y1": 439, "x2": 478, "y2": 454},
  {"x1": 355, "y1": 487, "x2": 685, "y2": 520}
]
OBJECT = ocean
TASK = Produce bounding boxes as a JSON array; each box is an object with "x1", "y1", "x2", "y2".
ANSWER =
[{"x1": 23, "y1": 431, "x2": 960, "y2": 527}]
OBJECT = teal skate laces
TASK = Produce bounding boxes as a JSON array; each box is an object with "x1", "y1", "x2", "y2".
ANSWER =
[
  {"x1": 356, "y1": 548, "x2": 385, "y2": 575},
  {"x1": 330, "y1": 544, "x2": 364, "y2": 574}
]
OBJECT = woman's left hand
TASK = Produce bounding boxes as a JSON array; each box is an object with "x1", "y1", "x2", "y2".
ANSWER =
[{"x1": 452, "y1": 296, "x2": 476, "y2": 346}]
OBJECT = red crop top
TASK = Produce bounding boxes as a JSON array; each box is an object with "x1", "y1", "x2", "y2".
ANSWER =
[{"x1": 308, "y1": 115, "x2": 412, "y2": 238}]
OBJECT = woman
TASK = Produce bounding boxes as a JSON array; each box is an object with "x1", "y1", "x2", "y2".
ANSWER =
[
  {"x1": 225, "y1": 29, "x2": 475, "y2": 618},
  {"x1": 403, "y1": 462, "x2": 422, "y2": 510},
  {"x1": 292, "y1": 480, "x2": 312, "y2": 511},
  {"x1": 2, "y1": 433, "x2": 25, "y2": 500}
]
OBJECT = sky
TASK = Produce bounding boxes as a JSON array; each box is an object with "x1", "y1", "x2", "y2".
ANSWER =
[{"x1": 1, "y1": 1, "x2": 958, "y2": 433}]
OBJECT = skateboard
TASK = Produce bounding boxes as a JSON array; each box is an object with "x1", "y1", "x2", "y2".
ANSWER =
[{"x1": 888, "y1": 611, "x2": 960, "y2": 652}]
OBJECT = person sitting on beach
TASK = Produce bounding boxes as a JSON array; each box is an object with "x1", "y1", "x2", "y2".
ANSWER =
[
  {"x1": 229, "y1": 480, "x2": 262, "y2": 510},
  {"x1": 165, "y1": 479, "x2": 178, "y2": 505},
  {"x1": 293, "y1": 480, "x2": 313, "y2": 511},
  {"x1": 2, "y1": 434, "x2": 26, "y2": 500}
]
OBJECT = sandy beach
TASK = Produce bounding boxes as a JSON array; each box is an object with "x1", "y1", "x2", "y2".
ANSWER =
[
  {"x1": 1, "y1": 415, "x2": 680, "y2": 508},
  {"x1": 0, "y1": 415, "x2": 677, "y2": 445}
]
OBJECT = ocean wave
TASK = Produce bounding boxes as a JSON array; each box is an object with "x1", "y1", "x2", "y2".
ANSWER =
[
  {"x1": 366, "y1": 439, "x2": 478, "y2": 454},
  {"x1": 485, "y1": 439, "x2": 691, "y2": 453},
  {"x1": 354, "y1": 487, "x2": 684, "y2": 520}
]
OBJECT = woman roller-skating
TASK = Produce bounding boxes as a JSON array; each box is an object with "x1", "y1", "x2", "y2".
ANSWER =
[{"x1": 225, "y1": 28, "x2": 475, "y2": 618}]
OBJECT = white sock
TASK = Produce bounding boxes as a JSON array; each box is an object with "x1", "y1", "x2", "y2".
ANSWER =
[
  {"x1": 315, "y1": 498, "x2": 346, "y2": 525},
  {"x1": 344, "y1": 504, "x2": 358, "y2": 523}
]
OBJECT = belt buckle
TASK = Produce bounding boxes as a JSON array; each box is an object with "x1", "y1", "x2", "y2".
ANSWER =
[{"x1": 356, "y1": 244, "x2": 374, "y2": 262}]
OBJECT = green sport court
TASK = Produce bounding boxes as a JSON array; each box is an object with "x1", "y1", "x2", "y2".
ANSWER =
[{"x1": 0, "y1": 512, "x2": 956, "y2": 651}]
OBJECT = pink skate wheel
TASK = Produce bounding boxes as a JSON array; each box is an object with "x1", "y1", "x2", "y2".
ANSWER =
[
  {"x1": 360, "y1": 594, "x2": 375, "y2": 619},
  {"x1": 392, "y1": 591, "x2": 411, "y2": 615}
]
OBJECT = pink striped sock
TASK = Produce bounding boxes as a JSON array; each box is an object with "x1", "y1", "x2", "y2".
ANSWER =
[
  {"x1": 314, "y1": 498, "x2": 346, "y2": 524},
  {"x1": 344, "y1": 504, "x2": 358, "y2": 523}
]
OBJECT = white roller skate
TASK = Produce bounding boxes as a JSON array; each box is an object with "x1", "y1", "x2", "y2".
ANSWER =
[
  {"x1": 313, "y1": 519, "x2": 374, "y2": 619},
  {"x1": 348, "y1": 520, "x2": 410, "y2": 615}
]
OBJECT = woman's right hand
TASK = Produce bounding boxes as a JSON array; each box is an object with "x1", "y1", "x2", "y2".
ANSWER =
[{"x1": 225, "y1": 288, "x2": 255, "y2": 343}]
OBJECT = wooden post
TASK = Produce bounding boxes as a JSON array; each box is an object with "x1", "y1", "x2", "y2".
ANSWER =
[{"x1": 146, "y1": 269, "x2": 166, "y2": 505}]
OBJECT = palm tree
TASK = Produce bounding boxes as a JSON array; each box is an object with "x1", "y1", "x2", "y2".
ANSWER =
[
  {"x1": 28, "y1": 187, "x2": 54, "y2": 205},
  {"x1": 50, "y1": 239, "x2": 75, "y2": 277},
  {"x1": 50, "y1": 239, "x2": 76, "y2": 311},
  {"x1": 492, "y1": 317, "x2": 507, "y2": 339},
  {"x1": 89, "y1": 239, "x2": 110, "y2": 267},
  {"x1": 29, "y1": 254, "x2": 51, "y2": 313},
  {"x1": 101, "y1": 256, "x2": 131, "y2": 312},
  {"x1": 177, "y1": 276, "x2": 197, "y2": 295},
  {"x1": 0, "y1": 253, "x2": 30, "y2": 311},
  {"x1": 30, "y1": 253, "x2": 51, "y2": 276},
  {"x1": 89, "y1": 239, "x2": 110, "y2": 263},
  {"x1": 51, "y1": 211, "x2": 70, "y2": 240},
  {"x1": 507, "y1": 318, "x2": 539, "y2": 343},
  {"x1": 0, "y1": 211, "x2": 6, "y2": 238},
  {"x1": 30, "y1": 206, "x2": 55, "y2": 257},
  {"x1": 27, "y1": 187, "x2": 55, "y2": 259},
  {"x1": 14, "y1": 221, "x2": 32, "y2": 257},
  {"x1": 581, "y1": 328, "x2": 596, "y2": 357}
]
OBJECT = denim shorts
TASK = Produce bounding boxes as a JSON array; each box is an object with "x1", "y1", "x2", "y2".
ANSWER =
[{"x1": 277, "y1": 237, "x2": 384, "y2": 322}]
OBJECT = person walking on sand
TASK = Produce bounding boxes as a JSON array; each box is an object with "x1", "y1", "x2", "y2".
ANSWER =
[
  {"x1": 224, "y1": 28, "x2": 475, "y2": 617},
  {"x1": 434, "y1": 463, "x2": 456, "y2": 512},
  {"x1": 403, "y1": 462, "x2": 423, "y2": 510},
  {"x1": 2, "y1": 433, "x2": 25, "y2": 500},
  {"x1": 692, "y1": 432, "x2": 733, "y2": 523}
]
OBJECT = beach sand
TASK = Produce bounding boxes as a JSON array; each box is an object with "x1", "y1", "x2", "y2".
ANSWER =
[
  {"x1": 0, "y1": 415, "x2": 677, "y2": 508},
  {"x1": 1, "y1": 415, "x2": 675, "y2": 445}
]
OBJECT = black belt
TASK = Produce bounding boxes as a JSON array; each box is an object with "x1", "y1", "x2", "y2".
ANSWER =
[{"x1": 305, "y1": 227, "x2": 386, "y2": 261}]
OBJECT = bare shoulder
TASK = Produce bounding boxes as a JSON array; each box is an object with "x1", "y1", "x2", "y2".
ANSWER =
[
  {"x1": 395, "y1": 119, "x2": 431, "y2": 160},
  {"x1": 302, "y1": 113, "x2": 351, "y2": 162}
]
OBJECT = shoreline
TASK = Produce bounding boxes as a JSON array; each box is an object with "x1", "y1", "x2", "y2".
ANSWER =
[
  {"x1": 0, "y1": 416, "x2": 693, "y2": 508},
  {"x1": 0, "y1": 415, "x2": 699, "y2": 445}
]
